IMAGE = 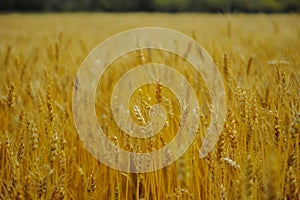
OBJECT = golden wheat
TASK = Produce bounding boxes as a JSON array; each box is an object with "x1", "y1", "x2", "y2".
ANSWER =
[{"x1": 0, "y1": 13, "x2": 299, "y2": 199}]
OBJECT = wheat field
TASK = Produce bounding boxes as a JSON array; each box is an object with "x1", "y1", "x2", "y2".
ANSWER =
[{"x1": 0, "y1": 13, "x2": 299, "y2": 199}]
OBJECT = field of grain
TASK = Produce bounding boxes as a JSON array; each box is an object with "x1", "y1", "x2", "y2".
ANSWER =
[{"x1": 0, "y1": 13, "x2": 299, "y2": 199}]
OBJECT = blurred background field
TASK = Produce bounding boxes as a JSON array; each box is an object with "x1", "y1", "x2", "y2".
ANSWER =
[
  {"x1": 0, "y1": 0, "x2": 299, "y2": 12},
  {"x1": 0, "y1": 11, "x2": 299, "y2": 200}
]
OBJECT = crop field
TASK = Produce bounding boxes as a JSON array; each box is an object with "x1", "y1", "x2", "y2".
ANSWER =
[{"x1": 0, "y1": 13, "x2": 299, "y2": 199}]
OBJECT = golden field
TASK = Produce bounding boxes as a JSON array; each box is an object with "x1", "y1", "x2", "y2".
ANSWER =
[{"x1": 0, "y1": 13, "x2": 299, "y2": 199}]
